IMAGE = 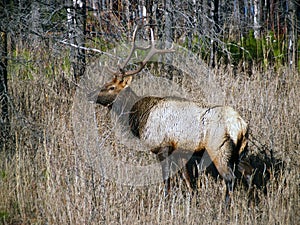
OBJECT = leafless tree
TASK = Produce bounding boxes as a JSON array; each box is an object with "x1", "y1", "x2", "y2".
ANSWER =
[
  {"x1": 287, "y1": 0, "x2": 298, "y2": 69},
  {"x1": 67, "y1": 0, "x2": 87, "y2": 82},
  {"x1": 0, "y1": 1, "x2": 11, "y2": 150}
]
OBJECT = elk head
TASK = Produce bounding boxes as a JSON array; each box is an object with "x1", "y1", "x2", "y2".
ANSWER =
[
  {"x1": 89, "y1": 26, "x2": 175, "y2": 108},
  {"x1": 89, "y1": 76, "x2": 133, "y2": 107}
]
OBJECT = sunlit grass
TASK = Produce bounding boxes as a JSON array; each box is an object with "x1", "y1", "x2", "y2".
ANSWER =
[{"x1": 0, "y1": 44, "x2": 299, "y2": 224}]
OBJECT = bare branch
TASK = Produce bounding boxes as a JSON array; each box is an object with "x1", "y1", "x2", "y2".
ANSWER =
[{"x1": 59, "y1": 39, "x2": 119, "y2": 59}]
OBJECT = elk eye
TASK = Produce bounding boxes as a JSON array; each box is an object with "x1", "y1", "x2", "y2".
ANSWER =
[{"x1": 108, "y1": 86, "x2": 115, "y2": 91}]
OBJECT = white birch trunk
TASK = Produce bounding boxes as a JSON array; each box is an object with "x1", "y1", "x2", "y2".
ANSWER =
[{"x1": 253, "y1": 0, "x2": 260, "y2": 39}]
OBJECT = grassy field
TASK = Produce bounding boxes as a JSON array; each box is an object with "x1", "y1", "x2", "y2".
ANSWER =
[{"x1": 0, "y1": 46, "x2": 299, "y2": 224}]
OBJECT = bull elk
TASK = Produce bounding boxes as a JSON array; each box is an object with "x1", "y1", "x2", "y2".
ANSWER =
[{"x1": 89, "y1": 26, "x2": 251, "y2": 205}]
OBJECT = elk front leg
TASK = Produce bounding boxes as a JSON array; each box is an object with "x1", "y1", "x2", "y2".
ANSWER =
[
  {"x1": 209, "y1": 140, "x2": 236, "y2": 207},
  {"x1": 181, "y1": 158, "x2": 193, "y2": 191},
  {"x1": 157, "y1": 146, "x2": 172, "y2": 197},
  {"x1": 213, "y1": 158, "x2": 235, "y2": 206},
  {"x1": 172, "y1": 151, "x2": 194, "y2": 191},
  {"x1": 224, "y1": 170, "x2": 235, "y2": 206}
]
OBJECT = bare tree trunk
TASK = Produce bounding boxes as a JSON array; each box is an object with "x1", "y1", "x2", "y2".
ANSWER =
[
  {"x1": 287, "y1": 0, "x2": 297, "y2": 69},
  {"x1": 233, "y1": 0, "x2": 239, "y2": 25},
  {"x1": 186, "y1": 0, "x2": 194, "y2": 50},
  {"x1": 153, "y1": 0, "x2": 163, "y2": 39},
  {"x1": 253, "y1": 0, "x2": 260, "y2": 39},
  {"x1": 29, "y1": 1, "x2": 42, "y2": 44},
  {"x1": 165, "y1": 0, "x2": 173, "y2": 46},
  {"x1": 202, "y1": 0, "x2": 208, "y2": 35},
  {"x1": 165, "y1": 0, "x2": 174, "y2": 63},
  {"x1": 67, "y1": 0, "x2": 87, "y2": 82},
  {"x1": 124, "y1": 0, "x2": 131, "y2": 33},
  {"x1": 138, "y1": 0, "x2": 146, "y2": 24},
  {"x1": 146, "y1": 0, "x2": 154, "y2": 29},
  {"x1": 0, "y1": 30, "x2": 9, "y2": 150},
  {"x1": 210, "y1": 0, "x2": 219, "y2": 68}
]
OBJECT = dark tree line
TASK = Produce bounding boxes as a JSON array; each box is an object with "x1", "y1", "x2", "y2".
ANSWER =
[
  {"x1": 84, "y1": 0, "x2": 299, "y2": 67},
  {"x1": 1, "y1": 1, "x2": 299, "y2": 67}
]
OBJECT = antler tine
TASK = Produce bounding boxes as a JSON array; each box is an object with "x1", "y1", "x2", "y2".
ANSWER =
[
  {"x1": 118, "y1": 26, "x2": 138, "y2": 70},
  {"x1": 106, "y1": 26, "x2": 175, "y2": 78},
  {"x1": 106, "y1": 26, "x2": 146, "y2": 77},
  {"x1": 119, "y1": 26, "x2": 151, "y2": 71},
  {"x1": 106, "y1": 66, "x2": 119, "y2": 76},
  {"x1": 143, "y1": 28, "x2": 175, "y2": 63},
  {"x1": 105, "y1": 61, "x2": 119, "y2": 76},
  {"x1": 123, "y1": 28, "x2": 175, "y2": 77}
]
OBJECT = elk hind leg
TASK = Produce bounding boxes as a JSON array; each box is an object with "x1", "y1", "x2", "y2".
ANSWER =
[
  {"x1": 157, "y1": 146, "x2": 173, "y2": 197},
  {"x1": 237, "y1": 160, "x2": 253, "y2": 188}
]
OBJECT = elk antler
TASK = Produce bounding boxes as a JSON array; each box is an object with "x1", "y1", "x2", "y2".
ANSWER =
[{"x1": 107, "y1": 26, "x2": 175, "y2": 78}]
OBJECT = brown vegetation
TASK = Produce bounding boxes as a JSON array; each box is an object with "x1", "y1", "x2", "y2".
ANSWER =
[{"x1": 0, "y1": 48, "x2": 299, "y2": 224}]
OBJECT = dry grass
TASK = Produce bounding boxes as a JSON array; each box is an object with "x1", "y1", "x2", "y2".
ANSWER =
[{"x1": 0, "y1": 48, "x2": 299, "y2": 225}]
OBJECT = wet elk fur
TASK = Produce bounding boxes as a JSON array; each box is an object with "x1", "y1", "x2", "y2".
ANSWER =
[{"x1": 89, "y1": 26, "x2": 251, "y2": 205}]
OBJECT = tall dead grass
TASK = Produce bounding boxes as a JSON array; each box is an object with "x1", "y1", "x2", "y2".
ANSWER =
[{"x1": 0, "y1": 53, "x2": 299, "y2": 224}]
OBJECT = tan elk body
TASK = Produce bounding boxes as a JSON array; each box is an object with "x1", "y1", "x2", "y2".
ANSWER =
[{"x1": 89, "y1": 26, "x2": 250, "y2": 205}]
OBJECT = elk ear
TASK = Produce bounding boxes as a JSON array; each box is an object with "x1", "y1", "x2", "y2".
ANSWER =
[{"x1": 122, "y1": 76, "x2": 133, "y2": 87}]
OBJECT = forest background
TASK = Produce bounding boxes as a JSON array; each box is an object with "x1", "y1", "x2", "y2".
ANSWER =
[{"x1": 0, "y1": 1, "x2": 299, "y2": 224}]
